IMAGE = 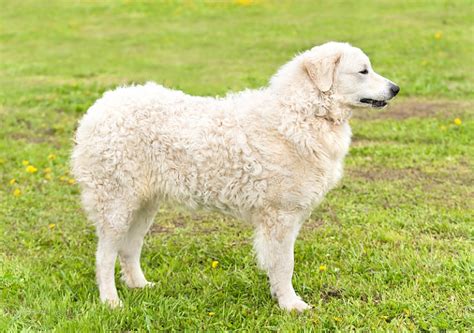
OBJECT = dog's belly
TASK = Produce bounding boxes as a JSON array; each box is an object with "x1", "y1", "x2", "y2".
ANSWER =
[{"x1": 153, "y1": 155, "x2": 267, "y2": 215}]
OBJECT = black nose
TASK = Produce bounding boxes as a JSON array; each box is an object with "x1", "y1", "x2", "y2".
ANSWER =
[{"x1": 390, "y1": 84, "x2": 400, "y2": 96}]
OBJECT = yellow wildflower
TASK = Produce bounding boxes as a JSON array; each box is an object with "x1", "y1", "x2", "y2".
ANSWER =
[
  {"x1": 434, "y1": 31, "x2": 442, "y2": 40},
  {"x1": 208, "y1": 312, "x2": 215, "y2": 316},
  {"x1": 333, "y1": 316, "x2": 342, "y2": 322},
  {"x1": 68, "y1": 178, "x2": 76, "y2": 185},
  {"x1": 9, "y1": 178, "x2": 16, "y2": 185},
  {"x1": 453, "y1": 118, "x2": 462, "y2": 126},
  {"x1": 60, "y1": 176, "x2": 68, "y2": 182},
  {"x1": 211, "y1": 260, "x2": 219, "y2": 269},
  {"x1": 48, "y1": 223, "x2": 56, "y2": 229},
  {"x1": 48, "y1": 154, "x2": 57, "y2": 161},
  {"x1": 44, "y1": 167, "x2": 52, "y2": 173},
  {"x1": 236, "y1": 0, "x2": 252, "y2": 6},
  {"x1": 403, "y1": 308, "x2": 410, "y2": 316},
  {"x1": 26, "y1": 165, "x2": 38, "y2": 173},
  {"x1": 13, "y1": 188, "x2": 21, "y2": 197},
  {"x1": 319, "y1": 265, "x2": 327, "y2": 272},
  {"x1": 22, "y1": 160, "x2": 29, "y2": 166},
  {"x1": 45, "y1": 174, "x2": 52, "y2": 180}
]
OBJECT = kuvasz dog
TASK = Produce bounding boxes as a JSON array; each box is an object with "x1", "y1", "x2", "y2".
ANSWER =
[{"x1": 71, "y1": 42, "x2": 399, "y2": 311}]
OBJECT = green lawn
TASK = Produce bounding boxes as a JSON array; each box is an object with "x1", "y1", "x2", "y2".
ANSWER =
[{"x1": 0, "y1": 0, "x2": 473, "y2": 331}]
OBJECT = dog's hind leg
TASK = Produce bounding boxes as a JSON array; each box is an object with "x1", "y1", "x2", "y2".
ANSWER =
[
  {"x1": 92, "y1": 196, "x2": 136, "y2": 308},
  {"x1": 253, "y1": 210, "x2": 311, "y2": 312},
  {"x1": 96, "y1": 228, "x2": 123, "y2": 307},
  {"x1": 118, "y1": 202, "x2": 158, "y2": 289}
]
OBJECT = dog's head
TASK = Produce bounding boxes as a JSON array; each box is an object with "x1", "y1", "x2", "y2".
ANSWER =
[{"x1": 303, "y1": 42, "x2": 399, "y2": 108}]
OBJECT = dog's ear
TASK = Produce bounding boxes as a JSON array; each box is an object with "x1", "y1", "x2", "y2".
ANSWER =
[{"x1": 304, "y1": 53, "x2": 341, "y2": 92}]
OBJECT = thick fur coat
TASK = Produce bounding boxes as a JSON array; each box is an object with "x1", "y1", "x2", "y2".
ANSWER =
[{"x1": 71, "y1": 42, "x2": 398, "y2": 311}]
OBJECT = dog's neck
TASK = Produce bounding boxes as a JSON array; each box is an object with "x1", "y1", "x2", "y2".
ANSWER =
[
  {"x1": 272, "y1": 87, "x2": 352, "y2": 159},
  {"x1": 271, "y1": 85, "x2": 352, "y2": 126},
  {"x1": 316, "y1": 93, "x2": 352, "y2": 125}
]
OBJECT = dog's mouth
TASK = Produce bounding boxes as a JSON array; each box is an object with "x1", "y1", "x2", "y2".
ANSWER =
[{"x1": 360, "y1": 98, "x2": 388, "y2": 108}]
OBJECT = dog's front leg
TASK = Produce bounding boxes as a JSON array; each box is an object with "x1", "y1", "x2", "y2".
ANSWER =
[{"x1": 253, "y1": 210, "x2": 311, "y2": 312}]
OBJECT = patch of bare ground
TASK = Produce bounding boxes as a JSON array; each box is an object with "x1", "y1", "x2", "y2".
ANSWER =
[
  {"x1": 320, "y1": 286, "x2": 344, "y2": 302},
  {"x1": 8, "y1": 131, "x2": 63, "y2": 147},
  {"x1": 348, "y1": 167, "x2": 427, "y2": 182},
  {"x1": 347, "y1": 159, "x2": 473, "y2": 185},
  {"x1": 353, "y1": 99, "x2": 473, "y2": 121},
  {"x1": 149, "y1": 212, "x2": 197, "y2": 234},
  {"x1": 150, "y1": 209, "x2": 207, "y2": 234},
  {"x1": 347, "y1": 161, "x2": 473, "y2": 208}
]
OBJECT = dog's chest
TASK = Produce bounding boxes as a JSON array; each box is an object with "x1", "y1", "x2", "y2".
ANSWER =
[
  {"x1": 324, "y1": 122, "x2": 352, "y2": 162},
  {"x1": 301, "y1": 123, "x2": 352, "y2": 203}
]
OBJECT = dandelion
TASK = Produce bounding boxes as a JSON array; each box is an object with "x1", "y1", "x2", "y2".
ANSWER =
[
  {"x1": 22, "y1": 160, "x2": 29, "y2": 166},
  {"x1": 44, "y1": 167, "x2": 52, "y2": 173},
  {"x1": 60, "y1": 176, "x2": 68, "y2": 182},
  {"x1": 319, "y1": 265, "x2": 327, "y2": 272},
  {"x1": 434, "y1": 31, "x2": 442, "y2": 40},
  {"x1": 208, "y1": 312, "x2": 215, "y2": 316},
  {"x1": 13, "y1": 188, "x2": 21, "y2": 197},
  {"x1": 9, "y1": 178, "x2": 16, "y2": 185},
  {"x1": 454, "y1": 118, "x2": 462, "y2": 126},
  {"x1": 211, "y1": 260, "x2": 219, "y2": 269},
  {"x1": 333, "y1": 316, "x2": 342, "y2": 322},
  {"x1": 48, "y1": 223, "x2": 56, "y2": 229},
  {"x1": 26, "y1": 165, "x2": 38, "y2": 173},
  {"x1": 48, "y1": 154, "x2": 57, "y2": 161},
  {"x1": 68, "y1": 178, "x2": 76, "y2": 185},
  {"x1": 45, "y1": 174, "x2": 52, "y2": 180}
]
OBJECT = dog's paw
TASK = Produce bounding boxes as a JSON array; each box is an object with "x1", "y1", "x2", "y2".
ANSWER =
[
  {"x1": 279, "y1": 297, "x2": 311, "y2": 312},
  {"x1": 144, "y1": 281, "x2": 155, "y2": 288},
  {"x1": 105, "y1": 298, "x2": 123, "y2": 309},
  {"x1": 124, "y1": 278, "x2": 155, "y2": 289}
]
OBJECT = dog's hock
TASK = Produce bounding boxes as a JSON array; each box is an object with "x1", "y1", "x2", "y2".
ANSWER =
[{"x1": 304, "y1": 53, "x2": 341, "y2": 92}]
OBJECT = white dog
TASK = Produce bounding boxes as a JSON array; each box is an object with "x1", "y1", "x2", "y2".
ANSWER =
[{"x1": 71, "y1": 42, "x2": 399, "y2": 311}]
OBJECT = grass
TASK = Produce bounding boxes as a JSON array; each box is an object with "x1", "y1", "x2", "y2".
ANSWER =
[{"x1": 0, "y1": 0, "x2": 473, "y2": 331}]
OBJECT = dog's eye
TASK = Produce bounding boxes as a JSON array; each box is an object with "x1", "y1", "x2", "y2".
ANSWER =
[{"x1": 359, "y1": 69, "x2": 369, "y2": 74}]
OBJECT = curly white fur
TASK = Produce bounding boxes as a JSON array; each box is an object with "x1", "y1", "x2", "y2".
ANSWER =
[{"x1": 71, "y1": 42, "x2": 398, "y2": 311}]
